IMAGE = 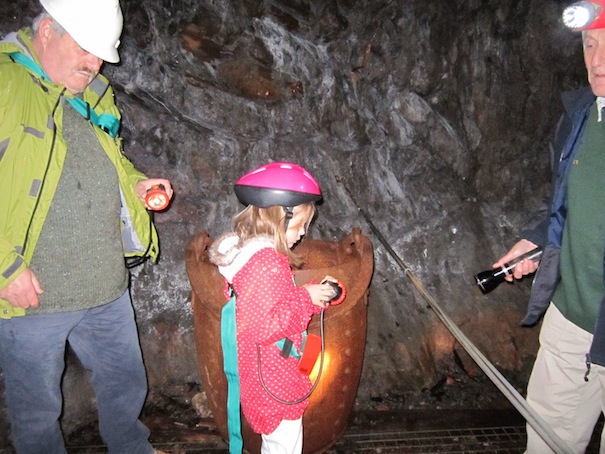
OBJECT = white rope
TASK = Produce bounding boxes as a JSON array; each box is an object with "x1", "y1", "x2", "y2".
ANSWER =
[
  {"x1": 406, "y1": 270, "x2": 571, "y2": 454},
  {"x1": 340, "y1": 180, "x2": 573, "y2": 454}
]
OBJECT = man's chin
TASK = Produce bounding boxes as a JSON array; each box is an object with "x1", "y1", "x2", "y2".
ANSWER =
[
  {"x1": 66, "y1": 81, "x2": 91, "y2": 94},
  {"x1": 69, "y1": 74, "x2": 95, "y2": 93},
  {"x1": 66, "y1": 86, "x2": 86, "y2": 95},
  {"x1": 590, "y1": 82, "x2": 605, "y2": 97}
]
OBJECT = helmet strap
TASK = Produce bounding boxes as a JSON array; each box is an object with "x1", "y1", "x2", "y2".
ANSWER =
[{"x1": 283, "y1": 207, "x2": 294, "y2": 230}]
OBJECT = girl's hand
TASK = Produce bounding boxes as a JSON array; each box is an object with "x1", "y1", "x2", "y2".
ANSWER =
[{"x1": 304, "y1": 277, "x2": 339, "y2": 308}]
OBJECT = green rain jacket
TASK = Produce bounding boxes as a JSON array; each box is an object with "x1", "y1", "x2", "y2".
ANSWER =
[{"x1": 0, "y1": 29, "x2": 159, "y2": 319}]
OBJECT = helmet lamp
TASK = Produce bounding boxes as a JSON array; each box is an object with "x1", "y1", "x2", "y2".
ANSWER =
[{"x1": 563, "y1": 1, "x2": 605, "y2": 31}]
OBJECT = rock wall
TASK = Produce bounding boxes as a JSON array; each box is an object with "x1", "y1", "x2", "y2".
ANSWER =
[{"x1": 0, "y1": 0, "x2": 586, "y2": 442}]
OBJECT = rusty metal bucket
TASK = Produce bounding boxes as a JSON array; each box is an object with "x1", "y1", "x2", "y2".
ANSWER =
[{"x1": 185, "y1": 228, "x2": 374, "y2": 454}]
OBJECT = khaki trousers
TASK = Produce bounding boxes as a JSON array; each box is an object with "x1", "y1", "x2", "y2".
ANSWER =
[{"x1": 526, "y1": 303, "x2": 605, "y2": 453}]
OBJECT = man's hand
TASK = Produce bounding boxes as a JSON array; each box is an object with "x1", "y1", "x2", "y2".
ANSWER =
[
  {"x1": 0, "y1": 268, "x2": 43, "y2": 309},
  {"x1": 493, "y1": 239, "x2": 540, "y2": 282}
]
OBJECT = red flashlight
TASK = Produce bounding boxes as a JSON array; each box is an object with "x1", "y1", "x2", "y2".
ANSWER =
[{"x1": 145, "y1": 184, "x2": 170, "y2": 211}]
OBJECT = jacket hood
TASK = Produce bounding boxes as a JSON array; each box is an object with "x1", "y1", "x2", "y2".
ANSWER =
[
  {"x1": 561, "y1": 87, "x2": 595, "y2": 117},
  {"x1": 209, "y1": 233, "x2": 275, "y2": 283},
  {"x1": 0, "y1": 29, "x2": 37, "y2": 62}
]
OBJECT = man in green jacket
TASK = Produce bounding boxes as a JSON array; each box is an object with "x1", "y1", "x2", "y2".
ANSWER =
[{"x1": 0, "y1": 0, "x2": 173, "y2": 452}]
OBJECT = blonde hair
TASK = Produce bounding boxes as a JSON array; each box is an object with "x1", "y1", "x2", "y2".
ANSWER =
[{"x1": 232, "y1": 203, "x2": 316, "y2": 267}]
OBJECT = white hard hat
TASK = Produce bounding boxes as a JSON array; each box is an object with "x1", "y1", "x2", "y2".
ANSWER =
[{"x1": 39, "y1": 0, "x2": 123, "y2": 63}]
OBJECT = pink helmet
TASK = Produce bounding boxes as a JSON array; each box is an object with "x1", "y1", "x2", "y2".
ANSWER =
[{"x1": 234, "y1": 162, "x2": 322, "y2": 208}]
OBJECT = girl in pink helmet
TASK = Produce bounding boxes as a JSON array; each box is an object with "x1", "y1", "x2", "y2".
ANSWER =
[{"x1": 209, "y1": 162, "x2": 339, "y2": 454}]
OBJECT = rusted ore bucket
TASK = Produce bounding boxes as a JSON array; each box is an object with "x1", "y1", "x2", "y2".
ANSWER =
[{"x1": 185, "y1": 228, "x2": 374, "y2": 454}]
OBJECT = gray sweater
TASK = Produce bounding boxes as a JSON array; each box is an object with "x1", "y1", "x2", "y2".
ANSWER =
[{"x1": 28, "y1": 100, "x2": 128, "y2": 314}]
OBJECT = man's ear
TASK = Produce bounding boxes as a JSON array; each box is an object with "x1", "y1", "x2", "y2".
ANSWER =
[{"x1": 35, "y1": 17, "x2": 54, "y2": 46}]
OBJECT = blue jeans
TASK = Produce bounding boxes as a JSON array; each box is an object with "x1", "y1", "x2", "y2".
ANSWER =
[{"x1": 0, "y1": 290, "x2": 154, "y2": 454}]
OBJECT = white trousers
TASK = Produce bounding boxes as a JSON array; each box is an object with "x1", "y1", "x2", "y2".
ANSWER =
[
  {"x1": 261, "y1": 418, "x2": 303, "y2": 454},
  {"x1": 526, "y1": 303, "x2": 605, "y2": 453}
]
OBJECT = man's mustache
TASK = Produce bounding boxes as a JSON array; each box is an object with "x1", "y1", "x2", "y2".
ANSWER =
[{"x1": 77, "y1": 66, "x2": 97, "y2": 77}]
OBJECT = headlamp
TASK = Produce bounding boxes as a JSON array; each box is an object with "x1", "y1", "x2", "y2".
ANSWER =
[{"x1": 563, "y1": 1, "x2": 605, "y2": 31}]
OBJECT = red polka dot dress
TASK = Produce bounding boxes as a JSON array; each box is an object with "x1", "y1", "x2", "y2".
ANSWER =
[{"x1": 209, "y1": 234, "x2": 322, "y2": 435}]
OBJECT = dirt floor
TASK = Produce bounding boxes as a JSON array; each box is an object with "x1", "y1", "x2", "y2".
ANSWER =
[
  {"x1": 2, "y1": 369, "x2": 601, "y2": 453},
  {"x1": 59, "y1": 370, "x2": 541, "y2": 453}
]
